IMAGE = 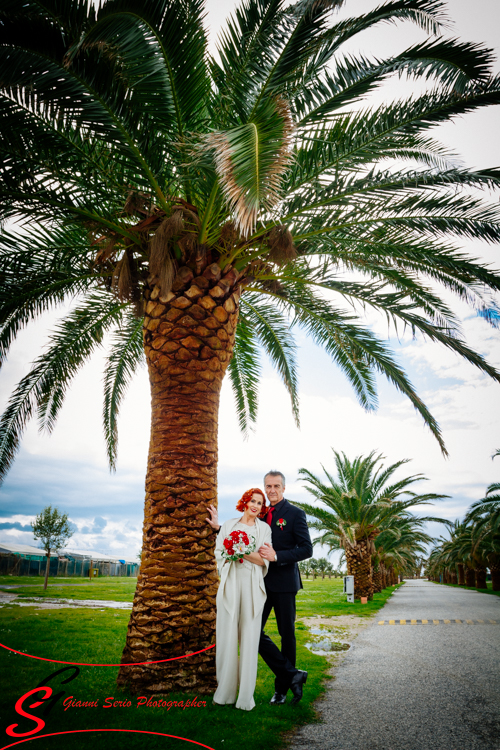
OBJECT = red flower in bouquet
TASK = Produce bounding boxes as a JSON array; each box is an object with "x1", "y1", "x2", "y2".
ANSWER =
[{"x1": 221, "y1": 529, "x2": 255, "y2": 564}]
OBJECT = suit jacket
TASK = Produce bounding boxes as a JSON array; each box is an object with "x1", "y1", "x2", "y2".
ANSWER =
[{"x1": 264, "y1": 498, "x2": 313, "y2": 593}]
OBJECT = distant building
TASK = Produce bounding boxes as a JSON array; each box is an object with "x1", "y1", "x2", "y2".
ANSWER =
[
  {"x1": 0, "y1": 541, "x2": 139, "y2": 577},
  {"x1": 0, "y1": 541, "x2": 49, "y2": 561}
]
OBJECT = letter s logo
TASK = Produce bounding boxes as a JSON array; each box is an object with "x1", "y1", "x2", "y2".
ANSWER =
[{"x1": 6, "y1": 687, "x2": 52, "y2": 737}]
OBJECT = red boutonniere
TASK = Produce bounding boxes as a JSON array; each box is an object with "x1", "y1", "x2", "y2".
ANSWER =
[{"x1": 277, "y1": 518, "x2": 287, "y2": 530}]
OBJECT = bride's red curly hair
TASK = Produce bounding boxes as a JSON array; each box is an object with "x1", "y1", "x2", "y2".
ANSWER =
[{"x1": 236, "y1": 488, "x2": 268, "y2": 519}]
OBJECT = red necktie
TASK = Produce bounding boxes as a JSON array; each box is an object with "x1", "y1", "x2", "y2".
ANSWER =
[{"x1": 266, "y1": 506, "x2": 275, "y2": 526}]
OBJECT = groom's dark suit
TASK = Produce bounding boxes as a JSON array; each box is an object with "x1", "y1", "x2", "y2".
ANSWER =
[{"x1": 259, "y1": 498, "x2": 312, "y2": 695}]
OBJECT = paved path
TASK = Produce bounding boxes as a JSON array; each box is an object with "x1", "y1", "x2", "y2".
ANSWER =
[{"x1": 290, "y1": 581, "x2": 500, "y2": 750}]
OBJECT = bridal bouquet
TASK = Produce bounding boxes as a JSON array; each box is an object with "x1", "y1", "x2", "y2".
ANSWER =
[{"x1": 221, "y1": 529, "x2": 256, "y2": 564}]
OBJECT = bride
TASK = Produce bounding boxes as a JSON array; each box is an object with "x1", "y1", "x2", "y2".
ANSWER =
[{"x1": 213, "y1": 488, "x2": 271, "y2": 711}]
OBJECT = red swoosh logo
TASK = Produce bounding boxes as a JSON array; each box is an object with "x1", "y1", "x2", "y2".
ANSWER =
[
  {"x1": 0, "y1": 729, "x2": 215, "y2": 750},
  {"x1": 0, "y1": 641, "x2": 215, "y2": 667}
]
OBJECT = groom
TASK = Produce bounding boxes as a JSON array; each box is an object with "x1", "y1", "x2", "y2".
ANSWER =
[
  {"x1": 207, "y1": 470, "x2": 312, "y2": 705},
  {"x1": 257, "y1": 470, "x2": 312, "y2": 705}
]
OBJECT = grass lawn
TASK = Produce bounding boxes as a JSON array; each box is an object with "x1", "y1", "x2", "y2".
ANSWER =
[
  {"x1": 0, "y1": 577, "x2": 401, "y2": 750},
  {"x1": 433, "y1": 581, "x2": 500, "y2": 597},
  {"x1": 0, "y1": 575, "x2": 137, "y2": 602}
]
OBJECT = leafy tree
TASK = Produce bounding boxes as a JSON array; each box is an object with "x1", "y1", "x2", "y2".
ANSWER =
[
  {"x1": 1, "y1": 0, "x2": 500, "y2": 691},
  {"x1": 297, "y1": 450, "x2": 446, "y2": 598},
  {"x1": 31, "y1": 505, "x2": 73, "y2": 590},
  {"x1": 324, "y1": 560, "x2": 335, "y2": 579},
  {"x1": 298, "y1": 559, "x2": 312, "y2": 579},
  {"x1": 316, "y1": 557, "x2": 330, "y2": 579},
  {"x1": 309, "y1": 558, "x2": 319, "y2": 580}
]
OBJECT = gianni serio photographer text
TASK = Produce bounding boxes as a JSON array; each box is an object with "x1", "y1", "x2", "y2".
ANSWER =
[
  {"x1": 6, "y1": 668, "x2": 206, "y2": 741},
  {"x1": 63, "y1": 696, "x2": 207, "y2": 710}
]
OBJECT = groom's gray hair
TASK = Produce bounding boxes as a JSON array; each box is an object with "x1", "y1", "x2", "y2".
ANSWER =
[{"x1": 264, "y1": 470, "x2": 286, "y2": 486}]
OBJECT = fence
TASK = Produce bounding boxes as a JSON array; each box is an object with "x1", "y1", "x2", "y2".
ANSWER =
[{"x1": 0, "y1": 554, "x2": 138, "y2": 577}]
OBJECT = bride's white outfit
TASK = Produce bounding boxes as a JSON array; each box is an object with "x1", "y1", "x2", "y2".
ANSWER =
[{"x1": 214, "y1": 517, "x2": 272, "y2": 710}]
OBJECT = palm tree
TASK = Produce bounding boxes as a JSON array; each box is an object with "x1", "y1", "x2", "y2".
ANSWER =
[
  {"x1": 1, "y1": 0, "x2": 500, "y2": 692},
  {"x1": 465, "y1": 496, "x2": 500, "y2": 590},
  {"x1": 429, "y1": 518, "x2": 492, "y2": 589},
  {"x1": 297, "y1": 451, "x2": 446, "y2": 599},
  {"x1": 426, "y1": 519, "x2": 464, "y2": 583},
  {"x1": 373, "y1": 515, "x2": 433, "y2": 591}
]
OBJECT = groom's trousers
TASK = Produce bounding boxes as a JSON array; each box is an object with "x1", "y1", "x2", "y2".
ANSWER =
[{"x1": 259, "y1": 590, "x2": 297, "y2": 694}]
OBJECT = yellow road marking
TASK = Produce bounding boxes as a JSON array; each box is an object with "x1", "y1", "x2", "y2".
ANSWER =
[{"x1": 375, "y1": 618, "x2": 495, "y2": 626}]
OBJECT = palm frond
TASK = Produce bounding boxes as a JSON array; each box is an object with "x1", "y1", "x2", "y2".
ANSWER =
[
  {"x1": 210, "y1": 96, "x2": 293, "y2": 236},
  {"x1": 227, "y1": 309, "x2": 261, "y2": 436},
  {"x1": 240, "y1": 293, "x2": 299, "y2": 425},
  {"x1": 0, "y1": 294, "x2": 124, "y2": 484},
  {"x1": 103, "y1": 310, "x2": 145, "y2": 469}
]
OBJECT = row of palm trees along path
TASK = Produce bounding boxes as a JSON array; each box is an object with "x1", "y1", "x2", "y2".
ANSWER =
[
  {"x1": 1, "y1": 0, "x2": 500, "y2": 694},
  {"x1": 289, "y1": 580, "x2": 500, "y2": 750},
  {"x1": 296, "y1": 449, "x2": 500, "y2": 600},
  {"x1": 427, "y1": 454, "x2": 500, "y2": 590}
]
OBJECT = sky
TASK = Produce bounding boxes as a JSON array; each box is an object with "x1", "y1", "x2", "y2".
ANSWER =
[{"x1": 0, "y1": 0, "x2": 499, "y2": 563}]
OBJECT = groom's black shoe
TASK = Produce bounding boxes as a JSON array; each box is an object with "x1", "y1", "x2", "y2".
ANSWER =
[
  {"x1": 290, "y1": 670, "x2": 308, "y2": 704},
  {"x1": 269, "y1": 692, "x2": 287, "y2": 705}
]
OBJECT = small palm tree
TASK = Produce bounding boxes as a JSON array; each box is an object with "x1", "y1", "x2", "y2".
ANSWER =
[
  {"x1": 298, "y1": 559, "x2": 312, "y2": 579},
  {"x1": 297, "y1": 450, "x2": 447, "y2": 599},
  {"x1": 2, "y1": 0, "x2": 500, "y2": 692},
  {"x1": 316, "y1": 557, "x2": 331, "y2": 579},
  {"x1": 309, "y1": 558, "x2": 320, "y2": 580}
]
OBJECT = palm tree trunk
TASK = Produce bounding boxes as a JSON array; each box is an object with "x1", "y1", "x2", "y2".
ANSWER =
[
  {"x1": 474, "y1": 565, "x2": 487, "y2": 590},
  {"x1": 117, "y1": 264, "x2": 240, "y2": 694},
  {"x1": 450, "y1": 567, "x2": 457, "y2": 585},
  {"x1": 380, "y1": 562, "x2": 387, "y2": 589},
  {"x1": 372, "y1": 566, "x2": 382, "y2": 593},
  {"x1": 465, "y1": 566, "x2": 475, "y2": 587},
  {"x1": 345, "y1": 540, "x2": 373, "y2": 599},
  {"x1": 490, "y1": 565, "x2": 500, "y2": 591},
  {"x1": 457, "y1": 563, "x2": 465, "y2": 585}
]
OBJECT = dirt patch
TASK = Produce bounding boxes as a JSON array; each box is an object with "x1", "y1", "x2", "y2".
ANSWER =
[{"x1": 300, "y1": 615, "x2": 375, "y2": 671}]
